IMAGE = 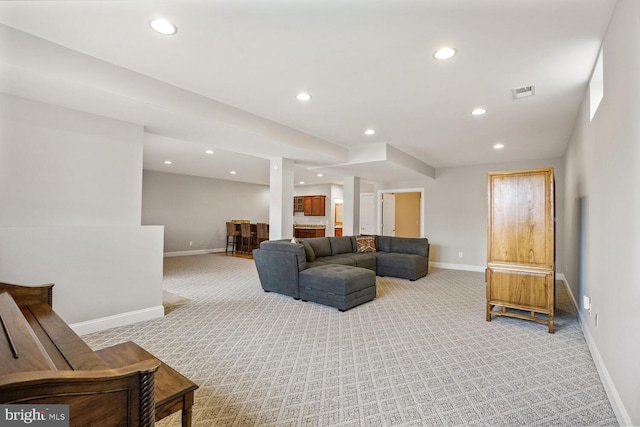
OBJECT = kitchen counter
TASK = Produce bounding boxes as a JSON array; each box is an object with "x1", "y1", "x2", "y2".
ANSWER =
[{"x1": 293, "y1": 225, "x2": 326, "y2": 238}]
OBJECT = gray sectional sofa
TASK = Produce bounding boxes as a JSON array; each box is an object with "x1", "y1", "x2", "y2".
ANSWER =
[{"x1": 253, "y1": 235, "x2": 430, "y2": 311}]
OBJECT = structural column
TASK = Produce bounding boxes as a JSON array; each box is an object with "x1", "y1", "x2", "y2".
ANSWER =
[
  {"x1": 269, "y1": 158, "x2": 294, "y2": 240},
  {"x1": 343, "y1": 176, "x2": 361, "y2": 236}
]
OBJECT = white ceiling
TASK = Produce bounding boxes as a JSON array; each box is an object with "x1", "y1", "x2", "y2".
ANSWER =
[{"x1": 0, "y1": 0, "x2": 617, "y2": 186}]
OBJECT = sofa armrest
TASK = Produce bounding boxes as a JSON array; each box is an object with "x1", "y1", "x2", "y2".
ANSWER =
[
  {"x1": 253, "y1": 248, "x2": 301, "y2": 299},
  {"x1": 258, "y1": 241, "x2": 307, "y2": 271}
]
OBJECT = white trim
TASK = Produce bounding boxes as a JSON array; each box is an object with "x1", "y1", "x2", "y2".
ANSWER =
[
  {"x1": 555, "y1": 273, "x2": 580, "y2": 312},
  {"x1": 556, "y1": 275, "x2": 631, "y2": 427},
  {"x1": 580, "y1": 311, "x2": 631, "y2": 426},
  {"x1": 164, "y1": 248, "x2": 224, "y2": 257},
  {"x1": 430, "y1": 262, "x2": 485, "y2": 272},
  {"x1": 70, "y1": 305, "x2": 164, "y2": 336}
]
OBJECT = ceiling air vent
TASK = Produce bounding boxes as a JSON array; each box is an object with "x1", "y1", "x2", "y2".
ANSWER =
[{"x1": 512, "y1": 85, "x2": 535, "y2": 99}]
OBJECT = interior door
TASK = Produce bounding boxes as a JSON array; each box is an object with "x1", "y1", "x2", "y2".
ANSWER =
[
  {"x1": 381, "y1": 193, "x2": 396, "y2": 236},
  {"x1": 360, "y1": 193, "x2": 375, "y2": 235},
  {"x1": 394, "y1": 192, "x2": 421, "y2": 237}
]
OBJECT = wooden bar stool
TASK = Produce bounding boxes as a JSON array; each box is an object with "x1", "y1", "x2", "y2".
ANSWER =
[
  {"x1": 225, "y1": 222, "x2": 240, "y2": 255},
  {"x1": 239, "y1": 222, "x2": 254, "y2": 254},
  {"x1": 256, "y1": 223, "x2": 269, "y2": 246}
]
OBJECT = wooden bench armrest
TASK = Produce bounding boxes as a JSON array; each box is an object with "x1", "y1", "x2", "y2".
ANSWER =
[
  {"x1": 0, "y1": 359, "x2": 160, "y2": 427},
  {"x1": 0, "y1": 282, "x2": 54, "y2": 307},
  {"x1": 97, "y1": 341, "x2": 199, "y2": 426}
]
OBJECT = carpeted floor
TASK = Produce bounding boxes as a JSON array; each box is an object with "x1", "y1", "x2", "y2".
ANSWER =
[
  {"x1": 83, "y1": 255, "x2": 618, "y2": 426},
  {"x1": 163, "y1": 289, "x2": 191, "y2": 315}
]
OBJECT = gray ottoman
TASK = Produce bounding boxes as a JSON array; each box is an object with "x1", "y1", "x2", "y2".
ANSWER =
[{"x1": 299, "y1": 264, "x2": 376, "y2": 311}]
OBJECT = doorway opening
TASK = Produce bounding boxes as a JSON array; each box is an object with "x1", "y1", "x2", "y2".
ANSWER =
[
  {"x1": 376, "y1": 188, "x2": 424, "y2": 237},
  {"x1": 360, "y1": 193, "x2": 376, "y2": 235}
]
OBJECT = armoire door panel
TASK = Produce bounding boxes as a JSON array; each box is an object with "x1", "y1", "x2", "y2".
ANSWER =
[
  {"x1": 488, "y1": 171, "x2": 553, "y2": 268},
  {"x1": 487, "y1": 268, "x2": 552, "y2": 311}
]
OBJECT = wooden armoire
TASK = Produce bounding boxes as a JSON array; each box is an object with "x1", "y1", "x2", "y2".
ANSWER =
[{"x1": 486, "y1": 168, "x2": 555, "y2": 333}]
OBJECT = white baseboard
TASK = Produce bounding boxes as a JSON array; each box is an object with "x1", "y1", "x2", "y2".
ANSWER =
[
  {"x1": 430, "y1": 262, "x2": 485, "y2": 272},
  {"x1": 555, "y1": 273, "x2": 580, "y2": 312},
  {"x1": 71, "y1": 305, "x2": 164, "y2": 336},
  {"x1": 164, "y1": 248, "x2": 224, "y2": 257},
  {"x1": 562, "y1": 277, "x2": 631, "y2": 426},
  {"x1": 579, "y1": 311, "x2": 631, "y2": 426}
]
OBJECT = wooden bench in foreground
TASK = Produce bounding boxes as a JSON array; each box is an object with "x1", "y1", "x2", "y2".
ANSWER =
[{"x1": 0, "y1": 282, "x2": 198, "y2": 427}]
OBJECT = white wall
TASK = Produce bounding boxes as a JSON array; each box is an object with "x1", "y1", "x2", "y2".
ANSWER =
[
  {"x1": 0, "y1": 95, "x2": 143, "y2": 226},
  {"x1": 142, "y1": 170, "x2": 270, "y2": 253},
  {"x1": 0, "y1": 226, "x2": 163, "y2": 326},
  {"x1": 0, "y1": 94, "x2": 164, "y2": 333},
  {"x1": 563, "y1": 1, "x2": 640, "y2": 424}
]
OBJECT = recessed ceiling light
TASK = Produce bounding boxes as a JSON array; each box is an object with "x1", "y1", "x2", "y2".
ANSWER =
[
  {"x1": 149, "y1": 18, "x2": 178, "y2": 35},
  {"x1": 230, "y1": 171, "x2": 237, "y2": 175},
  {"x1": 364, "y1": 129, "x2": 376, "y2": 136},
  {"x1": 205, "y1": 150, "x2": 214, "y2": 154},
  {"x1": 493, "y1": 143, "x2": 504, "y2": 150},
  {"x1": 471, "y1": 108, "x2": 487, "y2": 116},
  {"x1": 296, "y1": 92, "x2": 312, "y2": 101},
  {"x1": 299, "y1": 181, "x2": 305, "y2": 185},
  {"x1": 317, "y1": 173, "x2": 323, "y2": 177},
  {"x1": 164, "y1": 160, "x2": 172, "y2": 165},
  {"x1": 433, "y1": 47, "x2": 457, "y2": 60}
]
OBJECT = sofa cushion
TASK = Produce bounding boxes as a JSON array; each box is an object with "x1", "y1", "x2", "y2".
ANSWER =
[
  {"x1": 300, "y1": 240, "x2": 315, "y2": 262},
  {"x1": 317, "y1": 255, "x2": 357, "y2": 266},
  {"x1": 299, "y1": 264, "x2": 375, "y2": 295},
  {"x1": 390, "y1": 237, "x2": 429, "y2": 257},
  {"x1": 376, "y1": 252, "x2": 428, "y2": 280},
  {"x1": 356, "y1": 235, "x2": 376, "y2": 252},
  {"x1": 304, "y1": 237, "x2": 332, "y2": 258},
  {"x1": 298, "y1": 286, "x2": 376, "y2": 312},
  {"x1": 376, "y1": 235, "x2": 392, "y2": 252},
  {"x1": 342, "y1": 253, "x2": 377, "y2": 271},
  {"x1": 328, "y1": 236, "x2": 354, "y2": 255},
  {"x1": 306, "y1": 259, "x2": 329, "y2": 268}
]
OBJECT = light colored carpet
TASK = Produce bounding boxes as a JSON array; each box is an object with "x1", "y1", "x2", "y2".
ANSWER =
[
  {"x1": 163, "y1": 290, "x2": 191, "y2": 315},
  {"x1": 83, "y1": 255, "x2": 618, "y2": 426}
]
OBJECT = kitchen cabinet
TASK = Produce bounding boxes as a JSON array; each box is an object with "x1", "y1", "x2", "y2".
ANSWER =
[
  {"x1": 308, "y1": 196, "x2": 325, "y2": 216},
  {"x1": 303, "y1": 197, "x2": 312, "y2": 215},
  {"x1": 293, "y1": 195, "x2": 326, "y2": 216}
]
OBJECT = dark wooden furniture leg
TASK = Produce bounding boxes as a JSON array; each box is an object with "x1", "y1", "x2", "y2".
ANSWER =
[{"x1": 182, "y1": 393, "x2": 194, "y2": 427}]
